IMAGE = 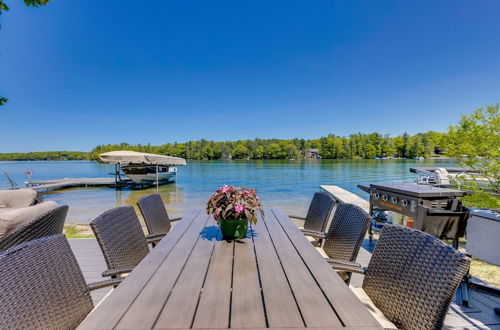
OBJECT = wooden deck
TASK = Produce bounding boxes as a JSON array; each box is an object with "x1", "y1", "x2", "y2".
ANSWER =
[
  {"x1": 320, "y1": 185, "x2": 369, "y2": 212},
  {"x1": 77, "y1": 208, "x2": 381, "y2": 329},
  {"x1": 68, "y1": 237, "x2": 500, "y2": 329},
  {"x1": 26, "y1": 177, "x2": 121, "y2": 192},
  {"x1": 68, "y1": 238, "x2": 113, "y2": 304}
]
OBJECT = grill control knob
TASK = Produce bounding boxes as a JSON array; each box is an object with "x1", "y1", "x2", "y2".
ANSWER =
[
  {"x1": 372, "y1": 192, "x2": 380, "y2": 199},
  {"x1": 390, "y1": 196, "x2": 398, "y2": 204},
  {"x1": 382, "y1": 194, "x2": 388, "y2": 201},
  {"x1": 400, "y1": 199, "x2": 409, "y2": 207}
]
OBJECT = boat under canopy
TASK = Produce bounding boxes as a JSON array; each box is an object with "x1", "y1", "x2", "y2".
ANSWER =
[{"x1": 98, "y1": 151, "x2": 187, "y2": 166}]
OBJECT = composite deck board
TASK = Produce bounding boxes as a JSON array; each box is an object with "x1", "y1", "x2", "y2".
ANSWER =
[
  {"x1": 155, "y1": 217, "x2": 219, "y2": 328},
  {"x1": 115, "y1": 213, "x2": 211, "y2": 329},
  {"x1": 73, "y1": 230, "x2": 499, "y2": 330},
  {"x1": 271, "y1": 208, "x2": 381, "y2": 328},
  {"x1": 262, "y1": 210, "x2": 342, "y2": 327},
  {"x1": 252, "y1": 213, "x2": 305, "y2": 328},
  {"x1": 79, "y1": 209, "x2": 201, "y2": 330},
  {"x1": 79, "y1": 208, "x2": 385, "y2": 329},
  {"x1": 231, "y1": 226, "x2": 266, "y2": 328},
  {"x1": 192, "y1": 230, "x2": 233, "y2": 329}
]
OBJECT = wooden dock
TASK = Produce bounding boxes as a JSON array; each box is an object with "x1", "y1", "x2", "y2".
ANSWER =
[
  {"x1": 25, "y1": 177, "x2": 126, "y2": 192},
  {"x1": 320, "y1": 184, "x2": 369, "y2": 212}
]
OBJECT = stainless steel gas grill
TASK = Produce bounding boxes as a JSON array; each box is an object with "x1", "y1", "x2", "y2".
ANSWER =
[{"x1": 360, "y1": 182, "x2": 469, "y2": 248}]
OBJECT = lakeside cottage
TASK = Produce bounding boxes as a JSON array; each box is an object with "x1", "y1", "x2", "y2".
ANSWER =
[{"x1": 305, "y1": 148, "x2": 321, "y2": 159}]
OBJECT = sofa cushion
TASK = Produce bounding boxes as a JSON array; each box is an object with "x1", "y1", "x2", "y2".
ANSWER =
[
  {"x1": 0, "y1": 189, "x2": 38, "y2": 209},
  {"x1": 0, "y1": 201, "x2": 58, "y2": 239}
]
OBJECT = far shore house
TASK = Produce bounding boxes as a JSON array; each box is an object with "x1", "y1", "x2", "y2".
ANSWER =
[{"x1": 305, "y1": 148, "x2": 321, "y2": 159}]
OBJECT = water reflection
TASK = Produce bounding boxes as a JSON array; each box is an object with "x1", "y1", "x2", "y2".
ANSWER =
[{"x1": 0, "y1": 159, "x2": 456, "y2": 224}]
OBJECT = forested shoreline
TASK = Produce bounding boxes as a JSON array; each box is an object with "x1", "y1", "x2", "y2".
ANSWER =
[
  {"x1": 0, "y1": 151, "x2": 89, "y2": 161},
  {"x1": 0, "y1": 131, "x2": 445, "y2": 161}
]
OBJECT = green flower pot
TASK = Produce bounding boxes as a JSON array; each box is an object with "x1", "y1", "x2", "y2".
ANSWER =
[{"x1": 220, "y1": 218, "x2": 248, "y2": 239}]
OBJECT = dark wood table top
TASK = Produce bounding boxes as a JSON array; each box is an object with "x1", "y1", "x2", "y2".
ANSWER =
[{"x1": 78, "y1": 207, "x2": 381, "y2": 329}]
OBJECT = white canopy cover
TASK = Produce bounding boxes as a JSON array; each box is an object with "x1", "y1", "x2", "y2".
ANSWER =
[{"x1": 98, "y1": 151, "x2": 187, "y2": 166}]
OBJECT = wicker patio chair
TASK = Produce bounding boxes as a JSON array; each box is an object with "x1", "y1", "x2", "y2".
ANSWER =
[
  {"x1": 0, "y1": 234, "x2": 121, "y2": 329},
  {"x1": 289, "y1": 192, "x2": 335, "y2": 233},
  {"x1": 332, "y1": 224, "x2": 470, "y2": 330},
  {"x1": 0, "y1": 205, "x2": 68, "y2": 251},
  {"x1": 90, "y1": 206, "x2": 154, "y2": 280},
  {"x1": 302, "y1": 203, "x2": 371, "y2": 283},
  {"x1": 137, "y1": 194, "x2": 182, "y2": 240}
]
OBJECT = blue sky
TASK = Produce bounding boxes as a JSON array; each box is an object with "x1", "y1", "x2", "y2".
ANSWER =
[{"x1": 1, "y1": 1, "x2": 499, "y2": 152}]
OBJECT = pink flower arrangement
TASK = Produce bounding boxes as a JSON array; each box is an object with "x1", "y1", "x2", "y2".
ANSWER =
[{"x1": 206, "y1": 185, "x2": 263, "y2": 224}]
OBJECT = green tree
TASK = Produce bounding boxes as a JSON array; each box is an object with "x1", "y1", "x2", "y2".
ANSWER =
[
  {"x1": 232, "y1": 143, "x2": 250, "y2": 159},
  {"x1": 264, "y1": 143, "x2": 282, "y2": 159},
  {"x1": 254, "y1": 146, "x2": 265, "y2": 159},
  {"x1": 0, "y1": 0, "x2": 49, "y2": 11},
  {"x1": 445, "y1": 104, "x2": 500, "y2": 208}
]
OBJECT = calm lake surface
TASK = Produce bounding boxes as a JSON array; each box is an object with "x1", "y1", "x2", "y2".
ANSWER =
[{"x1": 0, "y1": 159, "x2": 455, "y2": 224}]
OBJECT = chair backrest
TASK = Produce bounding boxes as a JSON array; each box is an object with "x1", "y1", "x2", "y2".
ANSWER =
[
  {"x1": 0, "y1": 234, "x2": 93, "y2": 329},
  {"x1": 322, "y1": 203, "x2": 371, "y2": 261},
  {"x1": 303, "y1": 192, "x2": 335, "y2": 232},
  {"x1": 363, "y1": 225, "x2": 470, "y2": 330},
  {"x1": 137, "y1": 194, "x2": 171, "y2": 236},
  {"x1": 90, "y1": 206, "x2": 150, "y2": 270},
  {"x1": 0, "y1": 205, "x2": 68, "y2": 251}
]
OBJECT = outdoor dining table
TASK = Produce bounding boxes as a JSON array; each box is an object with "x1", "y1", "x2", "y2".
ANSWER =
[{"x1": 78, "y1": 207, "x2": 382, "y2": 329}]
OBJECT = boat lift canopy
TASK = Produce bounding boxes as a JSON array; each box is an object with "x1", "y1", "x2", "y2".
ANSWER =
[{"x1": 98, "y1": 151, "x2": 187, "y2": 166}]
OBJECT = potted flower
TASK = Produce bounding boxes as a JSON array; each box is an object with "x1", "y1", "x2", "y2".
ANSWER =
[{"x1": 206, "y1": 185, "x2": 263, "y2": 239}]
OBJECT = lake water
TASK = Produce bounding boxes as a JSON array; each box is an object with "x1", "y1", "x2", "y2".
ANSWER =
[{"x1": 0, "y1": 159, "x2": 455, "y2": 224}]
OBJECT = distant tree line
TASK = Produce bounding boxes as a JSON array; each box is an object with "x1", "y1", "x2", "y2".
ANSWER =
[
  {"x1": 88, "y1": 131, "x2": 446, "y2": 160},
  {"x1": 0, "y1": 132, "x2": 446, "y2": 161},
  {"x1": 0, "y1": 151, "x2": 88, "y2": 161}
]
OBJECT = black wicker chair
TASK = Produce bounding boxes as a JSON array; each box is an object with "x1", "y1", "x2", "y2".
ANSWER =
[
  {"x1": 332, "y1": 225, "x2": 470, "y2": 330},
  {"x1": 0, "y1": 234, "x2": 120, "y2": 329},
  {"x1": 289, "y1": 192, "x2": 335, "y2": 233},
  {"x1": 90, "y1": 206, "x2": 154, "y2": 280},
  {"x1": 302, "y1": 203, "x2": 371, "y2": 283},
  {"x1": 137, "y1": 194, "x2": 182, "y2": 240},
  {"x1": 0, "y1": 205, "x2": 68, "y2": 251}
]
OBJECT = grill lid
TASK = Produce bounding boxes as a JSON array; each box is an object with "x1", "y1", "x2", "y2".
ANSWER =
[{"x1": 369, "y1": 182, "x2": 466, "y2": 198}]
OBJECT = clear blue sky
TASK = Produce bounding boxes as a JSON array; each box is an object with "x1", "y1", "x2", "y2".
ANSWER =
[{"x1": 1, "y1": 1, "x2": 499, "y2": 152}]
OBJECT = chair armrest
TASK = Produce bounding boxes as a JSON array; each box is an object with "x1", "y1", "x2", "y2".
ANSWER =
[
  {"x1": 146, "y1": 232, "x2": 166, "y2": 240},
  {"x1": 101, "y1": 266, "x2": 134, "y2": 278},
  {"x1": 300, "y1": 229, "x2": 327, "y2": 239},
  {"x1": 327, "y1": 258, "x2": 366, "y2": 274},
  {"x1": 87, "y1": 277, "x2": 123, "y2": 291},
  {"x1": 288, "y1": 215, "x2": 306, "y2": 220},
  {"x1": 146, "y1": 235, "x2": 163, "y2": 244},
  {"x1": 170, "y1": 217, "x2": 182, "y2": 222}
]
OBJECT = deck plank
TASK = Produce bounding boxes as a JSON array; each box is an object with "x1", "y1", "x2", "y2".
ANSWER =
[
  {"x1": 271, "y1": 208, "x2": 381, "y2": 328},
  {"x1": 263, "y1": 209, "x2": 342, "y2": 327},
  {"x1": 252, "y1": 212, "x2": 304, "y2": 328},
  {"x1": 115, "y1": 213, "x2": 210, "y2": 329},
  {"x1": 78, "y1": 209, "x2": 201, "y2": 329},
  {"x1": 154, "y1": 217, "x2": 219, "y2": 328},
  {"x1": 231, "y1": 227, "x2": 266, "y2": 328},
  {"x1": 192, "y1": 230, "x2": 233, "y2": 329}
]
